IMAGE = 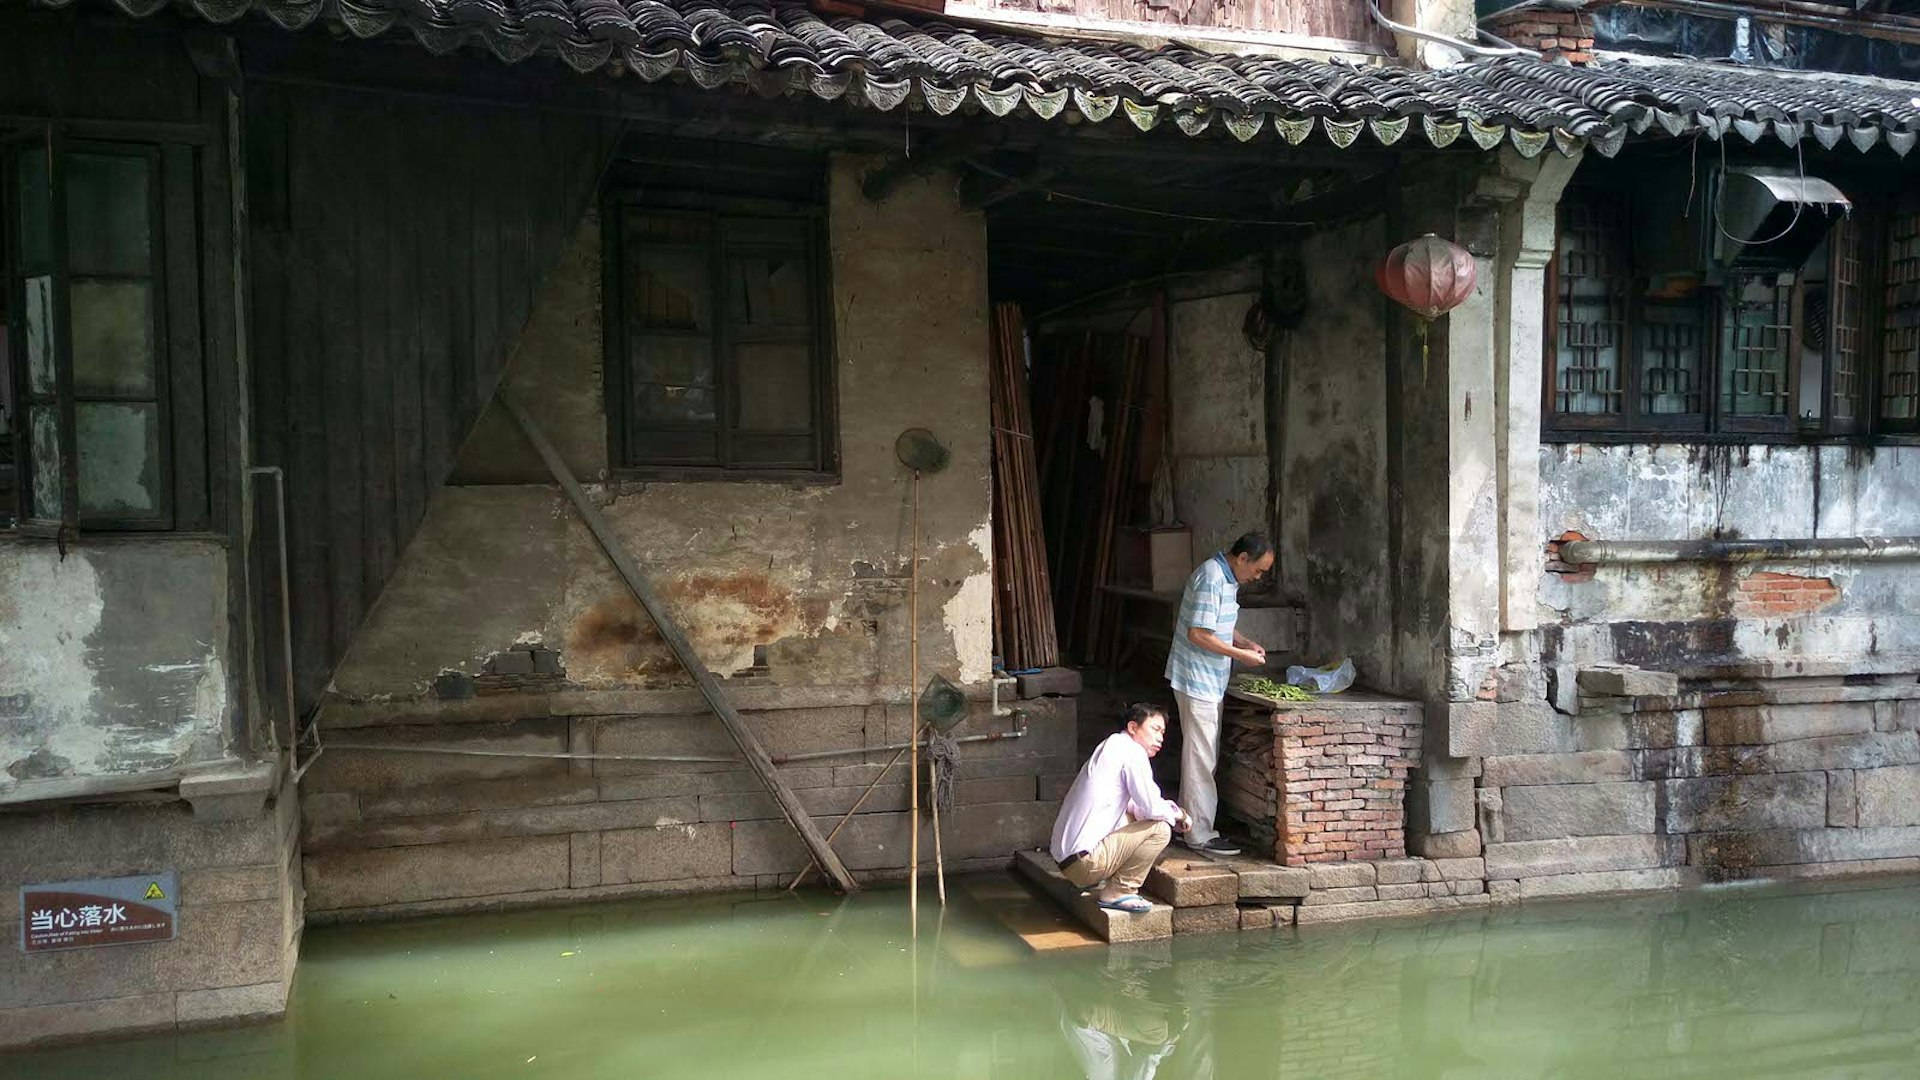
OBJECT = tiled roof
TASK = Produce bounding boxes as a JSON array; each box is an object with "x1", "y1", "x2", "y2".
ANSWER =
[{"x1": 40, "y1": 0, "x2": 1920, "y2": 158}]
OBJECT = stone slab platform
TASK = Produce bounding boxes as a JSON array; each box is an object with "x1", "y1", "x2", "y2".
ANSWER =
[
  {"x1": 1149, "y1": 851, "x2": 1312, "y2": 903},
  {"x1": 1012, "y1": 850, "x2": 1172, "y2": 942},
  {"x1": 1016, "y1": 845, "x2": 1497, "y2": 941}
]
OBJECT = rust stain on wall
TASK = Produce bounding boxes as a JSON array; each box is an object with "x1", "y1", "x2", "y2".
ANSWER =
[{"x1": 568, "y1": 571, "x2": 806, "y2": 680}]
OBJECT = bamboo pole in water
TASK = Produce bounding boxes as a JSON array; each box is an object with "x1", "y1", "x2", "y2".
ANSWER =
[{"x1": 910, "y1": 469, "x2": 921, "y2": 939}]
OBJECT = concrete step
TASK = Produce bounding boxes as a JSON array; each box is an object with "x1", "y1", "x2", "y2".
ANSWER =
[{"x1": 1011, "y1": 849, "x2": 1172, "y2": 942}]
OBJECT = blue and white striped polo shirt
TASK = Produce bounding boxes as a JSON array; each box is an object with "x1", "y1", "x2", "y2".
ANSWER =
[{"x1": 1164, "y1": 553, "x2": 1238, "y2": 702}]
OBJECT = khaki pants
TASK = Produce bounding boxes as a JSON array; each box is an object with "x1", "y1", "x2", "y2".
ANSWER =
[
  {"x1": 1175, "y1": 689, "x2": 1223, "y2": 845},
  {"x1": 1062, "y1": 819, "x2": 1172, "y2": 899}
]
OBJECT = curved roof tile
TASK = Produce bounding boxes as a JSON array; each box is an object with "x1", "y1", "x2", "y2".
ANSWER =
[{"x1": 36, "y1": 0, "x2": 1920, "y2": 157}]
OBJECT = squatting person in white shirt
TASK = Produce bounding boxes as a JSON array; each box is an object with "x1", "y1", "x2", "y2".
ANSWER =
[{"x1": 1049, "y1": 703, "x2": 1193, "y2": 915}]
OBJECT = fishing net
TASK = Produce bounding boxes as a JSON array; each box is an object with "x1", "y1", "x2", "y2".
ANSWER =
[{"x1": 928, "y1": 732, "x2": 961, "y2": 812}]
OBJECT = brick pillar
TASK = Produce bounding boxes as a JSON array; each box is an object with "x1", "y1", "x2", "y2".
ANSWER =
[
  {"x1": 1484, "y1": 4, "x2": 1597, "y2": 64},
  {"x1": 1271, "y1": 702, "x2": 1423, "y2": 865}
]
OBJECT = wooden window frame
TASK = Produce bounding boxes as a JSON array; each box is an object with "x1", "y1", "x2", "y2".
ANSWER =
[
  {"x1": 601, "y1": 187, "x2": 839, "y2": 482},
  {"x1": 1876, "y1": 193, "x2": 1920, "y2": 437},
  {"x1": 1544, "y1": 182, "x2": 1916, "y2": 444},
  {"x1": 1545, "y1": 184, "x2": 1712, "y2": 437},
  {"x1": 2, "y1": 122, "x2": 200, "y2": 533}
]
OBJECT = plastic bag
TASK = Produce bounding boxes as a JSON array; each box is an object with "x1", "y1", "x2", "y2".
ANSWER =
[{"x1": 1285, "y1": 657, "x2": 1356, "y2": 695}]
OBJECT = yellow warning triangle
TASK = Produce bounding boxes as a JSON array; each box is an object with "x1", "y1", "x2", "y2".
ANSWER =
[{"x1": 144, "y1": 882, "x2": 166, "y2": 901}]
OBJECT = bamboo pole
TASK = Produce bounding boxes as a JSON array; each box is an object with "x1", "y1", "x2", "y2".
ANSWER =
[
  {"x1": 930, "y1": 754, "x2": 947, "y2": 905},
  {"x1": 910, "y1": 469, "x2": 921, "y2": 939},
  {"x1": 786, "y1": 742, "x2": 911, "y2": 891},
  {"x1": 500, "y1": 391, "x2": 857, "y2": 893}
]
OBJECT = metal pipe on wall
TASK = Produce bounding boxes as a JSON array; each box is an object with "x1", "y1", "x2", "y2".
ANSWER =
[
  {"x1": 322, "y1": 714, "x2": 1030, "y2": 767},
  {"x1": 1368, "y1": 0, "x2": 1535, "y2": 58},
  {"x1": 1561, "y1": 536, "x2": 1920, "y2": 564}
]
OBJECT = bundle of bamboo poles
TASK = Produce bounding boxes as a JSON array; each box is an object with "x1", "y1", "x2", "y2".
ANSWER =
[
  {"x1": 989, "y1": 303, "x2": 1059, "y2": 672},
  {"x1": 1034, "y1": 330, "x2": 1152, "y2": 665},
  {"x1": 1086, "y1": 335, "x2": 1147, "y2": 668}
]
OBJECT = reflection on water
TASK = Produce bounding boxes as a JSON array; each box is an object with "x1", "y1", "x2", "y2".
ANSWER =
[{"x1": 10, "y1": 876, "x2": 1920, "y2": 1079}]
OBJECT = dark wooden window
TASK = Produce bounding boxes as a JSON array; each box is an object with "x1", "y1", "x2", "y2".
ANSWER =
[
  {"x1": 604, "y1": 195, "x2": 834, "y2": 479},
  {"x1": 1882, "y1": 196, "x2": 1920, "y2": 432},
  {"x1": 1548, "y1": 184, "x2": 1912, "y2": 440},
  {"x1": 3, "y1": 128, "x2": 191, "y2": 530},
  {"x1": 1718, "y1": 274, "x2": 1796, "y2": 433},
  {"x1": 1824, "y1": 215, "x2": 1866, "y2": 432},
  {"x1": 1549, "y1": 186, "x2": 1710, "y2": 434}
]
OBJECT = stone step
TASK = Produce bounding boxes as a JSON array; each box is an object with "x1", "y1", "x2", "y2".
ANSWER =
[
  {"x1": 959, "y1": 877, "x2": 1099, "y2": 957},
  {"x1": 1011, "y1": 850, "x2": 1173, "y2": 942},
  {"x1": 1182, "y1": 849, "x2": 1313, "y2": 899},
  {"x1": 1144, "y1": 857, "x2": 1239, "y2": 907}
]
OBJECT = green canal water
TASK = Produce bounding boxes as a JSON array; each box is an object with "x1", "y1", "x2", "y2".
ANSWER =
[{"x1": 10, "y1": 875, "x2": 1920, "y2": 1078}]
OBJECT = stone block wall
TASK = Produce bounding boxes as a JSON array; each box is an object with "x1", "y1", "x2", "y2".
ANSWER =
[
  {"x1": 1480, "y1": 675, "x2": 1920, "y2": 898},
  {"x1": 300, "y1": 695, "x2": 1073, "y2": 919},
  {"x1": 0, "y1": 783, "x2": 301, "y2": 1048}
]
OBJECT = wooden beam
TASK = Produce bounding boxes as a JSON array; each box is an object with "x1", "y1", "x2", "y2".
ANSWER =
[
  {"x1": 499, "y1": 391, "x2": 861, "y2": 894},
  {"x1": 862, "y1": 131, "x2": 1000, "y2": 202}
]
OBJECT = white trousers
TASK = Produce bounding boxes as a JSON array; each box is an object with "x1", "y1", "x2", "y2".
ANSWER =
[{"x1": 1174, "y1": 689, "x2": 1223, "y2": 845}]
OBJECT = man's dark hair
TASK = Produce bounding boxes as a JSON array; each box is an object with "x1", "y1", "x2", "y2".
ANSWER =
[
  {"x1": 1229, "y1": 532, "x2": 1274, "y2": 560},
  {"x1": 1122, "y1": 702, "x2": 1167, "y2": 730}
]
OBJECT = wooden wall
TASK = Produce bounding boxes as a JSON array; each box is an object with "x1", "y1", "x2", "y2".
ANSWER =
[
  {"x1": 245, "y1": 84, "x2": 617, "y2": 714},
  {"x1": 958, "y1": 0, "x2": 1389, "y2": 44}
]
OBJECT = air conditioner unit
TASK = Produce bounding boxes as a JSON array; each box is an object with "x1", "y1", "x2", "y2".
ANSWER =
[
  {"x1": 1631, "y1": 163, "x2": 1851, "y2": 282},
  {"x1": 1706, "y1": 165, "x2": 1851, "y2": 272}
]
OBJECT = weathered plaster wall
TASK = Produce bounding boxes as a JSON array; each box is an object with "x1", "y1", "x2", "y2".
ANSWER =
[
  {"x1": 300, "y1": 156, "x2": 1069, "y2": 916},
  {"x1": 1277, "y1": 217, "x2": 1395, "y2": 685},
  {"x1": 1475, "y1": 386, "x2": 1920, "y2": 899},
  {"x1": 1169, "y1": 282, "x2": 1270, "y2": 562},
  {"x1": 0, "y1": 540, "x2": 234, "y2": 798},
  {"x1": 330, "y1": 155, "x2": 993, "y2": 698},
  {"x1": 1539, "y1": 445, "x2": 1920, "y2": 668}
]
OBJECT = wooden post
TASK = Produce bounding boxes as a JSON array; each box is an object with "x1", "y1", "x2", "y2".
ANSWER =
[{"x1": 499, "y1": 392, "x2": 859, "y2": 894}]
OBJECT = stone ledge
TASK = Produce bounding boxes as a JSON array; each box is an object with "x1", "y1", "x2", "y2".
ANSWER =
[
  {"x1": 1294, "y1": 893, "x2": 1490, "y2": 925},
  {"x1": 1674, "y1": 655, "x2": 1920, "y2": 681},
  {"x1": 1578, "y1": 665, "x2": 1679, "y2": 699},
  {"x1": 1513, "y1": 867, "x2": 1695, "y2": 899},
  {"x1": 0, "y1": 991, "x2": 177, "y2": 1050},
  {"x1": 180, "y1": 760, "x2": 281, "y2": 822},
  {"x1": 1012, "y1": 850, "x2": 1172, "y2": 942},
  {"x1": 1486, "y1": 835, "x2": 1682, "y2": 880},
  {"x1": 1143, "y1": 858, "x2": 1239, "y2": 908}
]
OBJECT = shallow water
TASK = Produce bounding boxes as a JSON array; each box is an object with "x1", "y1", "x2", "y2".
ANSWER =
[{"x1": 11, "y1": 875, "x2": 1920, "y2": 1079}]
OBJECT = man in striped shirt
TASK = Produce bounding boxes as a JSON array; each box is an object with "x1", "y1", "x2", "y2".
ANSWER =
[{"x1": 1165, "y1": 532, "x2": 1275, "y2": 856}]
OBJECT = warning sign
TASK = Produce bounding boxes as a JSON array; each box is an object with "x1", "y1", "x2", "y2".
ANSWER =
[{"x1": 20, "y1": 872, "x2": 177, "y2": 953}]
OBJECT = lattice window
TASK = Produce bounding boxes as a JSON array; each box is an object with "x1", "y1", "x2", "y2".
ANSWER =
[
  {"x1": 1827, "y1": 217, "x2": 1864, "y2": 423},
  {"x1": 1554, "y1": 195, "x2": 1628, "y2": 415},
  {"x1": 1884, "y1": 202, "x2": 1920, "y2": 423},
  {"x1": 1721, "y1": 276, "x2": 1794, "y2": 418},
  {"x1": 1639, "y1": 300, "x2": 1706, "y2": 416}
]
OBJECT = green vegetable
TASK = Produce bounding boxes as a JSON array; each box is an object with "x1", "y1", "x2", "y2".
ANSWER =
[{"x1": 1236, "y1": 675, "x2": 1313, "y2": 702}]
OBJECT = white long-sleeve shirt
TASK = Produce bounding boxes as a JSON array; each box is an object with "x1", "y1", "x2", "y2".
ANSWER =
[{"x1": 1049, "y1": 733, "x2": 1183, "y2": 862}]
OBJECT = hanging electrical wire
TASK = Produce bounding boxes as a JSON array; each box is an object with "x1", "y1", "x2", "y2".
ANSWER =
[{"x1": 964, "y1": 160, "x2": 1337, "y2": 228}]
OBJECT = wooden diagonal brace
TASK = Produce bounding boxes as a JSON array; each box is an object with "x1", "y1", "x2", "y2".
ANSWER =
[{"x1": 499, "y1": 392, "x2": 860, "y2": 894}]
